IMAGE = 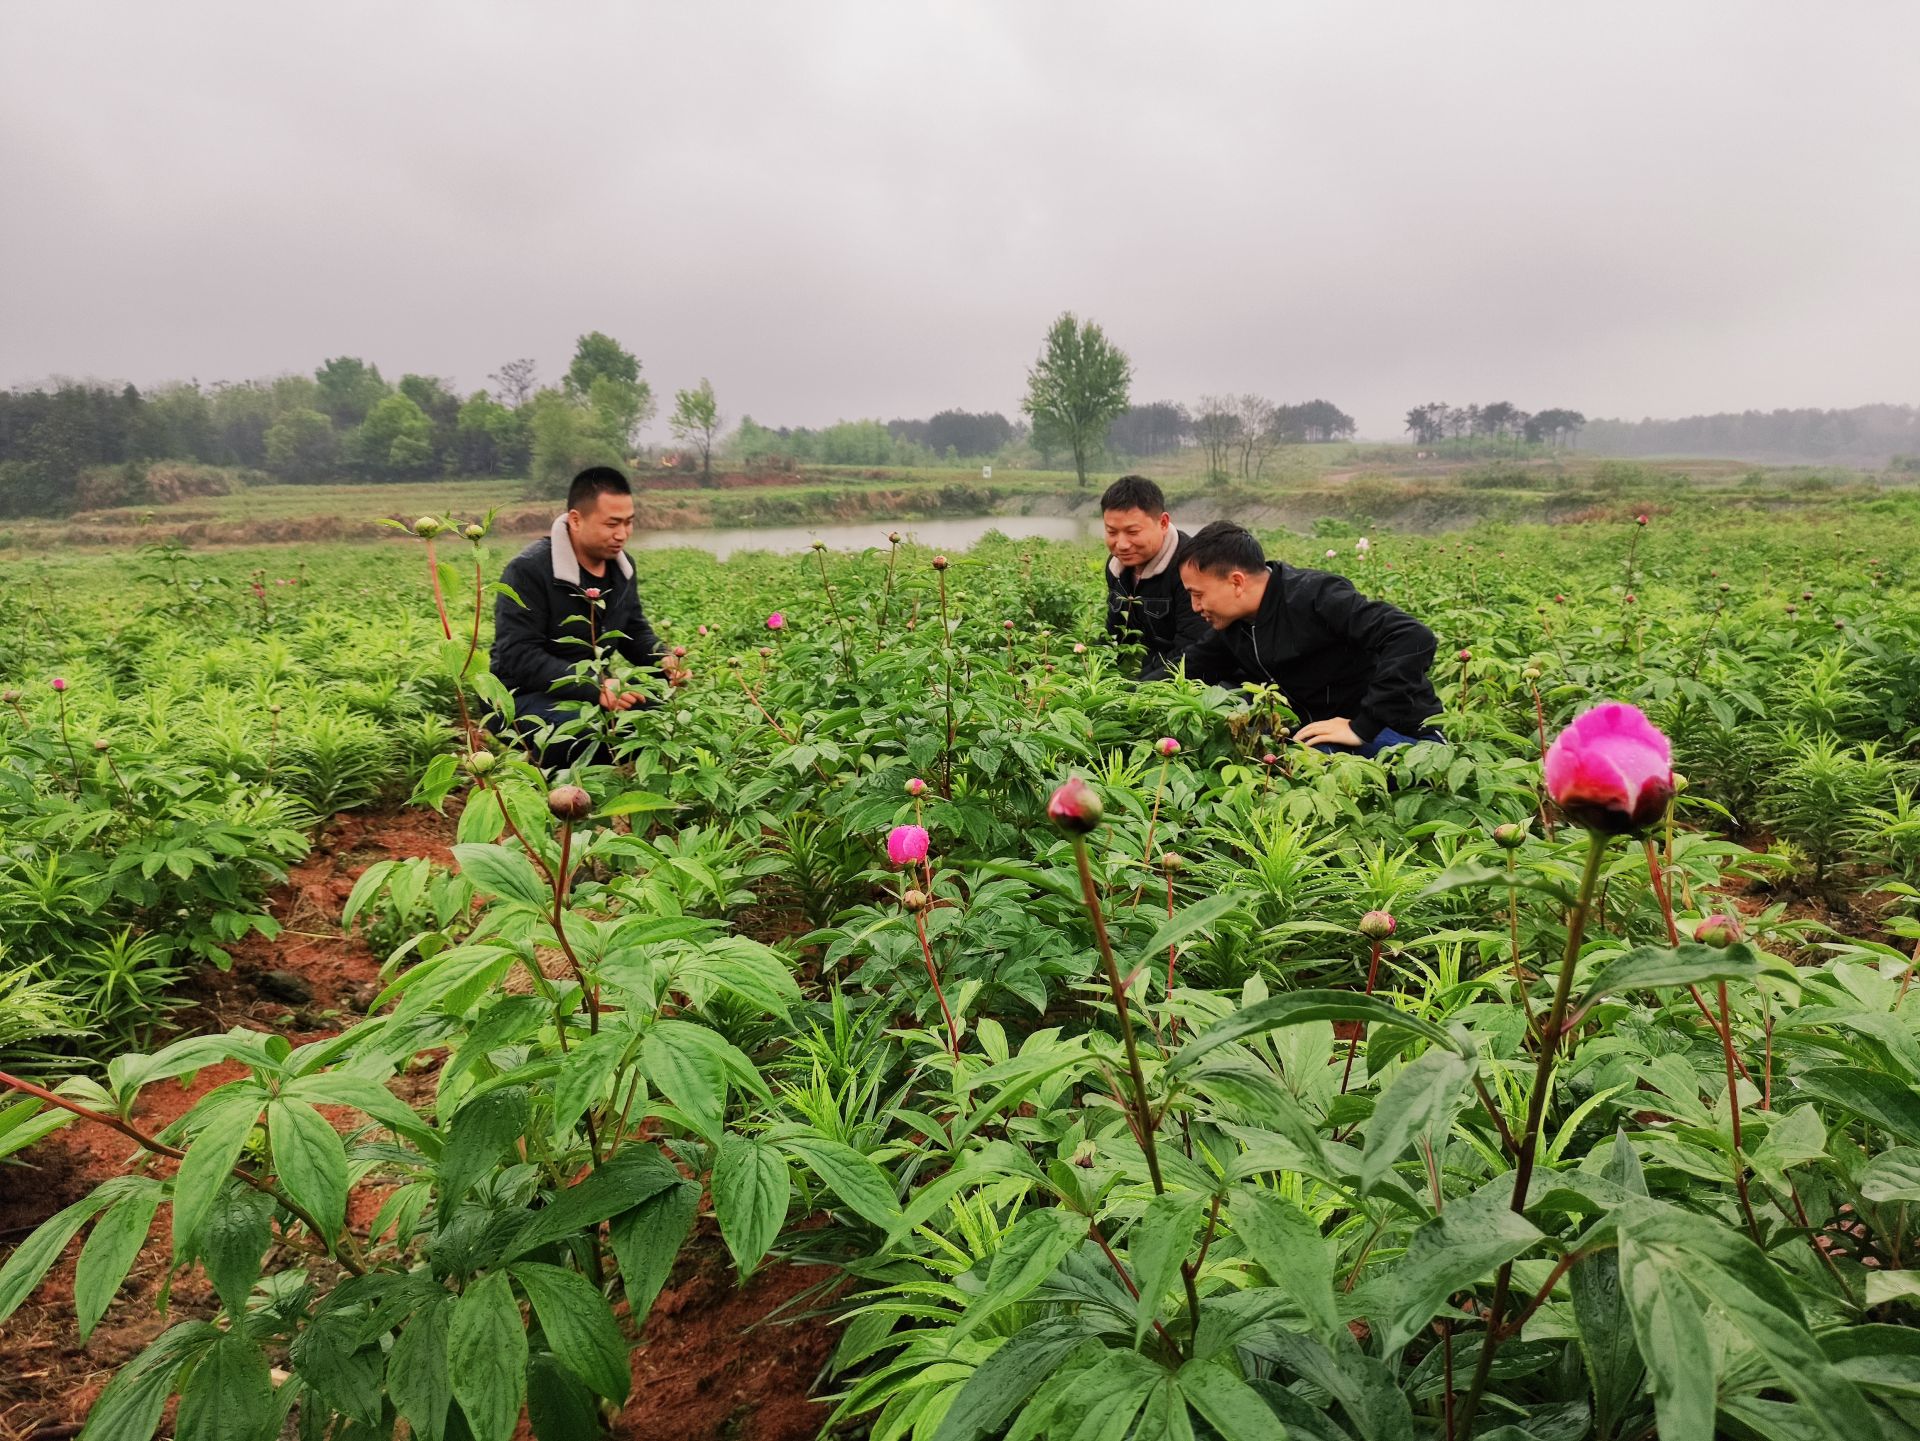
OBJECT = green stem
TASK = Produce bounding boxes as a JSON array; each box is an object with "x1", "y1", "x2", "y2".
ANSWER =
[
  {"x1": 1070, "y1": 833, "x2": 1200, "y2": 1347},
  {"x1": 1455, "y1": 829, "x2": 1609, "y2": 1438}
]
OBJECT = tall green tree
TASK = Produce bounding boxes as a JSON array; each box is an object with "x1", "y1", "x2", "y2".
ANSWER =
[
  {"x1": 529, "y1": 388, "x2": 625, "y2": 495},
  {"x1": 564, "y1": 334, "x2": 653, "y2": 453},
  {"x1": 669, "y1": 379, "x2": 722, "y2": 485},
  {"x1": 264, "y1": 408, "x2": 340, "y2": 483},
  {"x1": 352, "y1": 394, "x2": 435, "y2": 479},
  {"x1": 1021, "y1": 313, "x2": 1132, "y2": 488},
  {"x1": 314, "y1": 357, "x2": 391, "y2": 428}
]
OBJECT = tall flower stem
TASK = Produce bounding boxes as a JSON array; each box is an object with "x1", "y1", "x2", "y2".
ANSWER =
[
  {"x1": 814, "y1": 548, "x2": 858, "y2": 679},
  {"x1": 911, "y1": 906, "x2": 960, "y2": 1058},
  {"x1": 423, "y1": 536, "x2": 453, "y2": 641},
  {"x1": 1069, "y1": 831, "x2": 1201, "y2": 1340},
  {"x1": 1456, "y1": 830, "x2": 1609, "y2": 1439},
  {"x1": 877, "y1": 538, "x2": 900, "y2": 649},
  {"x1": 1131, "y1": 757, "x2": 1172, "y2": 908},
  {"x1": 1641, "y1": 838, "x2": 1752, "y2": 1082},
  {"x1": 936, "y1": 566, "x2": 956, "y2": 800},
  {"x1": 1337, "y1": 939, "x2": 1385, "y2": 1096},
  {"x1": 1528, "y1": 681, "x2": 1555, "y2": 840},
  {"x1": 53, "y1": 688, "x2": 81, "y2": 786}
]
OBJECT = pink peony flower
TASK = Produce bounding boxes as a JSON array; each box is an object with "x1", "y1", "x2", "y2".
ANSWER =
[
  {"x1": 1695, "y1": 913, "x2": 1745, "y2": 948},
  {"x1": 766, "y1": 613, "x2": 785, "y2": 630},
  {"x1": 1156, "y1": 737, "x2": 1180, "y2": 757},
  {"x1": 50, "y1": 677, "x2": 67, "y2": 692},
  {"x1": 886, "y1": 824, "x2": 930, "y2": 866},
  {"x1": 1636, "y1": 514, "x2": 1649, "y2": 526},
  {"x1": 1355, "y1": 537, "x2": 1371, "y2": 554},
  {"x1": 1544, "y1": 702, "x2": 1675, "y2": 834},
  {"x1": 583, "y1": 588, "x2": 601, "y2": 601},
  {"x1": 1359, "y1": 910, "x2": 1396, "y2": 939},
  {"x1": 905, "y1": 777, "x2": 927, "y2": 796},
  {"x1": 1047, "y1": 776, "x2": 1104, "y2": 833}
]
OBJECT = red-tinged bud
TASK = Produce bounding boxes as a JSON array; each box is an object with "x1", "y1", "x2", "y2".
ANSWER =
[
  {"x1": 1695, "y1": 913, "x2": 1745, "y2": 949},
  {"x1": 931, "y1": 555, "x2": 949, "y2": 571},
  {"x1": 902, "y1": 888, "x2": 929, "y2": 912},
  {"x1": 1156, "y1": 736, "x2": 1180, "y2": 757},
  {"x1": 1493, "y1": 822, "x2": 1528, "y2": 850},
  {"x1": 1359, "y1": 910, "x2": 1396, "y2": 940},
  {"x1": 547, "y1": 785, "x2": 592, "y2": 823},
  {"x1": 1047, "y1": 776, "x2": 1103, "y2": 833},
  {"x1": 905, "y1": 777, "x2": 927, "y2": 796}
]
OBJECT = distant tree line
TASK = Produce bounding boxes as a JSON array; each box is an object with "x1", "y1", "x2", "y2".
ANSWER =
[
  {"x1": 0, "y1": 331, "x2": 688, "y2": 515},
  {"x1": 1403, "y1": 401, "x2": 1586, "y2": 449},
  {"x1": 1579, "y1": 404, "x2": 1919, "y2": 463}
]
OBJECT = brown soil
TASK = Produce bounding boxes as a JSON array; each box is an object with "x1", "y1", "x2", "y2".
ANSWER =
[{"x1": 0, "y1": 805, "x2": 835, "y2": 1441}]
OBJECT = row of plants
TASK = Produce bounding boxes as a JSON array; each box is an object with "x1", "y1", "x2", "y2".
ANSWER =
[{"x1": 0, "y1": 501, "x2": 1915, "y2": 1438}]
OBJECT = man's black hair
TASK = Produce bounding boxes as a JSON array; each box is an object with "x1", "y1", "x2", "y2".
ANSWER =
[
  {"x1": 1099, "y1": 474, "x2": 1167, "y2": 516},
  {"x1": 568, "y1": 466, "x2": 631, "y2": 512},
  {"x1": 1180, "y1": 520, "x2": 1266, "y2": 577}
]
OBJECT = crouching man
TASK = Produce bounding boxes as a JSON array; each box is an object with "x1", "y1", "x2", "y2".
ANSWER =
[
  {"x1": 489, "y1": 465, "x2": 683, "y2": 766},
  {"x1": 1101, "y1": 474, "x2": 1210, "y2": 680},
  {"x1": 1176, "y1": 521, "x2": 1443, "y2": 757}
]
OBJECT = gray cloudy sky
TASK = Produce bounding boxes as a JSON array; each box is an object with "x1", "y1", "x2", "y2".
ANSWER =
[{"x1": 3, "y1": 2, "x2": 1916, "y2": 439}]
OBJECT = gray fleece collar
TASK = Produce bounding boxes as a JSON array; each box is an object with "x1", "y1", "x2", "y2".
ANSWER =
[{"x1": 549, "y1": 516, "x2": 635, "y2": 585}]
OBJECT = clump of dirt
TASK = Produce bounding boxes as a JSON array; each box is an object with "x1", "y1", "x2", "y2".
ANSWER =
[
  {"x1": 0, "y1": 806, "x2": 456, "y2": 1439},
  {"x1": 610, "y1": 1229, "x2": 839, "y2": 1441},
  {"x1": 0, "y1": 805, "x2": 843, "y2": 1441}
]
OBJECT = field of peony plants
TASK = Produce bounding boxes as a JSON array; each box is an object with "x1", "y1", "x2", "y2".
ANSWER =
[{"x1": 1, "y1": 492, "x2": 1918, "y2": 1441}]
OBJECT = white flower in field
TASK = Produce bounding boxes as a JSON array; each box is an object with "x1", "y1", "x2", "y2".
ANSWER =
[
  {"x1": 1355, "y1": 537, "x2": 1371, "y2": 554},
  {"x1": 1325, "y1": 549, "x2": 1337, "y2": 560}
]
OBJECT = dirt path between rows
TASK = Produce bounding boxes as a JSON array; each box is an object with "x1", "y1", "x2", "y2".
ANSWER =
[{"x1": 0, "y1": 808, "x2": 835, "y2": 1441}]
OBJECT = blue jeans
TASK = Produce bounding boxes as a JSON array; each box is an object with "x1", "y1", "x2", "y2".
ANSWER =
[{"x1": 1309, "y1": 726, "x2": 1445, "y2": 759}]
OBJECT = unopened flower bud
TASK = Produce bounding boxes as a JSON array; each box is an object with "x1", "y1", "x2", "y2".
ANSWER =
[
  {"x1": 1359, "y1": 910, "x2": 1396, "y2": 940},
  {"x1": 583, "y1": 587, "x2": 601, "y2": 601},
  {"x1": 1070, "y1": 1139, "x2": 1098, "y2": 1168},
  {"x1": 902, "y1": 888, "x2": 929, "y2": 913},
  {"x1": 1636, "y1": 514, "x2": 1648, "y2": 526},
  {"x1": 546, "y1": 785, "x2": 592, "y2": 822},
  {"x1": 50, "y1": 677, "x2": 68, "y2": 692},
  {"x1": 1261, "y1": 752, "x2": 1279, "y2": 766},
  {"x1": 93, "y1": 738, "x2": 109, "y2": 751},
  {"x1": 1492, "y1": 823, "x2": 1528, "y2": 850},
  {"x1": 1160, "y1": 852, "x2": 1185, "y2": 872},
  {"x1": 1695, "y1": 913, "x2": 1745, "y2": 949},
  {"x1": 727, "y1": 656, "x2": 742, "y2": 668},
  {"x1": 414, "y1": 516, "x2": 442, "y2": 538},
  {"x1": 905, "y1": 777, "x2": 927, "y2": 796},
  {"x1": 931, "y1": 555, "x2": 949, "y2": 571},
  {"x1": 1002, "y1": 619, "x2": 1014, "y2": 631},
  {"x1": 1522, "y1": 667, "x2": 1542, "y2": 681},
  {"x1": 462, "y1": 750, "x2": 496, "y2": 775},
  {"x1": 1457, "y1": 648, "x2": 1471, "y2": 662},
  {"x1": 1156, "y1": 736, "x2": 1180, "y2": 757},
  {"x1": 811, "y1": 538, "x2": 826, "y2": 550},
  {"x1": 1072, "y1": 643, "x2": 1086, "y2": 655},
  {"x1": 672, "y1": 645, "x2": 687, "y2": 658},
  {"x1": 888, "y1": 531, "x2": 901, "y2": 545},
  {"x1": 462, "y1": 523, "x2": 485, "y2": 541},
  {"x1": 1, "y1": 689, "x2": 18, "y2": 702},
  {"x1": 1046, "y1": 776, "x2": 1103, "y2": 833}
]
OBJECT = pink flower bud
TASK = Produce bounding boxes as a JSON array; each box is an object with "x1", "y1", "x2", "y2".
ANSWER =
[
  {"x1": 1261, "y1": 752, "x2": 1279, "y2": 766},
  {"x1": 931, "y1": 555, "x2": 949, "y2": 571},
  {"x1": 1636, "y1": 514, "x2": 1648, "y2": 526},
  {"x1": 582, "y1": 587, "x2": 601, "y2": 601},
  {"x1": 1457, "y1": 648, "x2": 1471, "y2": 662},
  {"x1": 1695, "y1": 913, "x2": 1745, "y2": 948},
  {"x1": 905, "y1": 777, "x2": 927, "y2": 796},
  {"x1": 698, "y1": 624, "x2": 709, "y2": 636},
  {"x1": 1359, "y1": 910, "x2": 1396, "y2": 940},
  {"x1": 547, "y1": 785, "x2": 592, "y2": 822},
  {"x1": 886, "y1": 824, "x2": 930, "y2": 866},
  {"x1": 1047, "y1": 776, "x2": 1104, "y2": 833},
  {"x1": 50, "y1": 677, "x2": 68, "y2": 692},
  {"x1": 766, "y1": 612, "x2": 785, "y2": 630},
  {"x1": 1156, "y1": 737, "x2": 1180, "y2": 757},
  {"x1": 672, "y1": 645, "x2": 687, "y2": 658},
  {"x1": 1073, "y1": 643, "x2": 1086, "y2": 655},
  {"x1": 1544, "y1": 702, "x2": 1675, "y2": 834}
]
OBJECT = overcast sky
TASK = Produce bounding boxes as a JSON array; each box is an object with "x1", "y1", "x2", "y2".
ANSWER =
[{"x1": 3, "y1": 3, "x2": 1915, "y2": 439}]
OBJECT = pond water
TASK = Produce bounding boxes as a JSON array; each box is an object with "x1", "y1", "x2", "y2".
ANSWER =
[{"x1": 625, "y1": 514, "x2": 1097, "y2": 560}]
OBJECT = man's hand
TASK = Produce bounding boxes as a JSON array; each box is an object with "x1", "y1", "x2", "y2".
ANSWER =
[
  {"x1": 1294, "y1": 717, "x2": 1363, "y2": 749},
  {"x1": 598, "y1": 679, "x2": 643, "y2": 711},
  {"x1": 664, "y1": 663, "x2": 691, "y2": 688}
]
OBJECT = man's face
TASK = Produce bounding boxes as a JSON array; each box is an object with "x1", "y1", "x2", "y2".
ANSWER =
[
  {"x1": 568, "y1": 490, "x2": 635, "y2": 566},
  {"x1": 1180, "y1": 561, "x2": 1256, "y2": 630},
  {"x1": 1102, "y1": 507, "x2": 1170, "y2": 569}
]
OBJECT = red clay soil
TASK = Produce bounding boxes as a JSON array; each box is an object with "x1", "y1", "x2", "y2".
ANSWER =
[{"x1": 0, "y1": 805, "x2": 836, "y2": 1441}]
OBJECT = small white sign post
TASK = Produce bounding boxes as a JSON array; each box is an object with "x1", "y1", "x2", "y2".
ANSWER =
[{"x1": 982, "y1": 465, "x2": 993, "y2": 480}]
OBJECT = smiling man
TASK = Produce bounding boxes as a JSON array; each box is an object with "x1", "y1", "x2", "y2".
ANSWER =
[
  {"x1": 1177, "y1": 520, "x2": 1444, "y2": 757},
  {"x1": 489, "y1": 465, "x2": 683, "y2": 765},
  {"x1": 1100, "y1": 475, "x2": 1210, "y2": 680}
]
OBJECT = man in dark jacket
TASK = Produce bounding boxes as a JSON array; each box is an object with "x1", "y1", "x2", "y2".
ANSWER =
[
  {"x1": 1176, "y1": 521, "x2": 1443, "y2": 757},
  {"x1": 489, "y1": 466, "x2": 680, "y2": 764},
  {"x1": 1101, "y1": 475, "x2": 1211, "y2": 680}
]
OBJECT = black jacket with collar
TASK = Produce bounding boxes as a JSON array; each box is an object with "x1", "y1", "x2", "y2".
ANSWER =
[
  {"x1": 1179, "y1": 561, "x2": 1441, "y2": 742},
  {"x1": 489, "y1": 535, "x2": 665, "y2": 703},
  {"x1": 1105, "y1": 531, "x2": 1212, "y2": 680}
]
